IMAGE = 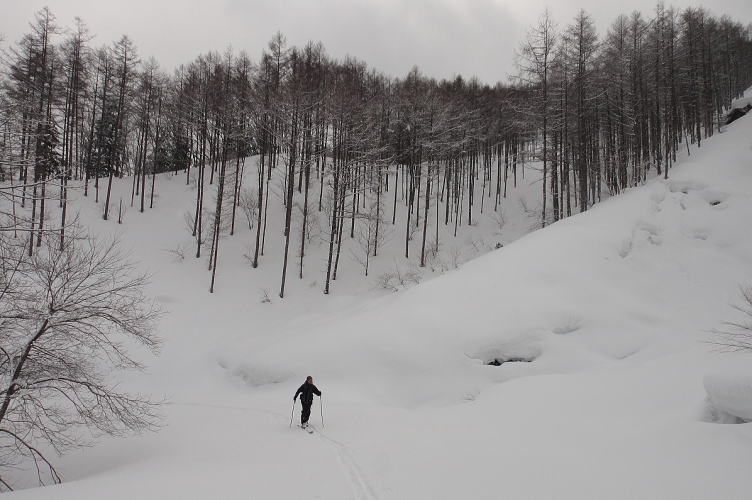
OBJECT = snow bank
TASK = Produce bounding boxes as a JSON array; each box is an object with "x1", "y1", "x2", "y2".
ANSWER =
[
  {"x1": 731, "y1": 95, "x2": 752, "y2": 109},
  {"x1": 705, "y1": 366, "x2": 752, "y2": 422}
]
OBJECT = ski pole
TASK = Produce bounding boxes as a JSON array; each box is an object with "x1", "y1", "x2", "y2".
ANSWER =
[
  {"x1": 289, "y1": 399, "x2": 295, "y2": 428},
  {"x1": 320, "y1": 395, "x2": 325, "y2": 429}
]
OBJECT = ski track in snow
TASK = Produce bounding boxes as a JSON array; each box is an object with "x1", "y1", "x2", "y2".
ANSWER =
[
  {"x1": 313, "y1": 430, "x2": 378, "y2": 500},
  {"x1": 175, "y1": 401, "x2": 378, "y2": 499}
]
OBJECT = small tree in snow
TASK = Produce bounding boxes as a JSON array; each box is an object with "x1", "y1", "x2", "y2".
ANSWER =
[
  {"x1": 238, "y1": 187, "x2": 258, "y2": 231},
  {"x1": 350, "y1": 201, "x2": 390, "y2": 277},
  {"x1": 713, "y1": 286, "x2": 752, "y2": 351}
]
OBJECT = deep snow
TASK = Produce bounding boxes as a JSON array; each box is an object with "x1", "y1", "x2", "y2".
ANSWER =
[{"x1": 5, "y1": 98, "x2": 752, "y2": 499}]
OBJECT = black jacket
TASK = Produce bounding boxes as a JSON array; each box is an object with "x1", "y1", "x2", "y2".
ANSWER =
[{"x1": 294, "y1": 382, "x2": 321, "y2": 406}]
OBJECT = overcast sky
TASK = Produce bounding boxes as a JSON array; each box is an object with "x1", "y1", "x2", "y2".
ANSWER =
[{"x1": 2, "y1": 0, "x2": 751, "y2": 84}]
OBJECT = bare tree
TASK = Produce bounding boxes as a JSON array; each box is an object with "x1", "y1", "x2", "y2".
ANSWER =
[
  {"x1": 518, "y1": 9, "x2": 557, "y2": 227},
  {"x1": 238, "y1": 187, "x2": 258, "y2": 231},
  {"x1": 350, "y1": 200, "x2": 390, "y2": 276},
  {"x1": 0, "y1": 231, "x2": 160, "y2": 491},
  {"x1": 712, "y1": 286, "x2": 752, "y2": 351}
]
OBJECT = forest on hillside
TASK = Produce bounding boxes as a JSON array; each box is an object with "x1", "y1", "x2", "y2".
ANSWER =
[
  {"x1": 1, "y1": 5, "x2": 751, "y2": 297},
  {"x1": 2, "y1": 4, "x2": 752, "y2": 492}
]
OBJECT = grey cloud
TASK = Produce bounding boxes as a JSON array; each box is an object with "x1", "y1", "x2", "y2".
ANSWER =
[{"x1": 2, "y1": 0, "x2": 751, "y2": 85}]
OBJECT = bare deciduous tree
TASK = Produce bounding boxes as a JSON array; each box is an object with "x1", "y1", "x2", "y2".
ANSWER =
[
  {"x1": 0, "y1": 232, "x2": 160, "y2": 491},
  {"x1": 712, "y1": 286, "x2": 752, "y2": 352},
  {"x1": 238, "y1": 187, "x2": 258, "y2": 231},
  {"x1": 350, "y1": 201, "x2": 390, "y2": 277}
]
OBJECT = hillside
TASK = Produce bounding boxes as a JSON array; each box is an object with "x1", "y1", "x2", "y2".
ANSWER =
[{"x1": 6, "y1": 100, "x2": 752, "y2": 499}]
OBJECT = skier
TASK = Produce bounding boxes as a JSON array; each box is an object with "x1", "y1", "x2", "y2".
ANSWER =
[{"x1": 293, "y1": 376, "x2": 321, "y2": 428}]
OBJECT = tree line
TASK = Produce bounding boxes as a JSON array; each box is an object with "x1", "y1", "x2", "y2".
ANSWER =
[
  {"x1": 0, "y1": 4, "x2": 750, "y2": 489},
  {"x1": 1, "y1": 5, "x2": 751, "y2": 296}
]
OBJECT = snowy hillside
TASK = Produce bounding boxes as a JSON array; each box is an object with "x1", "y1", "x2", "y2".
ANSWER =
[{"x1": 6, "y1": 100, "x2": 752, "y2": 499}]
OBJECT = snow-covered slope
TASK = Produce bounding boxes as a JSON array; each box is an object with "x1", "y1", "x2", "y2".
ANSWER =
[{"x1": 7, "y1": 108, "x2": 752, "y2": 498}]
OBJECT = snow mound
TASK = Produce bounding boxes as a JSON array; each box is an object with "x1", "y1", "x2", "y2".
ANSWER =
[
  {"x1": 704, "y1": 366, "x2": 752, "y2": 423},
  {"x1": 731, "y1": 95, "x2": 752, "y2": 109}
]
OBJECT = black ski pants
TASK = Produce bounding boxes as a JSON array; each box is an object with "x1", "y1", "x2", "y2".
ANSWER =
[{"x1": 301, "y1": 403, "x2": 312, "y2": 424}]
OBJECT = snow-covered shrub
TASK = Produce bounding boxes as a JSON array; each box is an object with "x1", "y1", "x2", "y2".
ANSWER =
[
  {"x1": 713, "y1": 286, "x2": 752, "y2": 352},
  {"x1": 259, "y1": 288, "x2": 272, "y2": 304},
  {"x1": 703, "y1": 286, "x2": 752, "y2": 423},
  {"x1": 166, "y1": 243, "x2": 186, "y2": 262},
  {"x1": 375, "y1": 263, "x2": 422, "y2": 292},
  {"x1": 238, "y1": 187, "x2": 258, "y2": 230}
]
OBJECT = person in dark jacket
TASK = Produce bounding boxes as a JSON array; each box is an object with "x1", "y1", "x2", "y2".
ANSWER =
[{"x1": 293, "y1": 376, "x2": 321, "y2": 428}]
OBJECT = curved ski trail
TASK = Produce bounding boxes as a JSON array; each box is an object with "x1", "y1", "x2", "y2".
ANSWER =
[{"x1": 314, "y1": 429, "x2": 378, "y2": 500}]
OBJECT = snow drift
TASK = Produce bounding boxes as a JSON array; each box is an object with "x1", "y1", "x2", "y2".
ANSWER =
[{"x1": 705, "y1": 368, "x2": 752, "y2": 423}]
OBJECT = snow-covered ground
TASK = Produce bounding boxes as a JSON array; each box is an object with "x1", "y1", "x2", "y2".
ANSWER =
[{"x1": 5, "y1": 104, "x2": 752, "y2": 498}]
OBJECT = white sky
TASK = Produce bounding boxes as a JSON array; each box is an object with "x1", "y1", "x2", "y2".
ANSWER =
[{"x1": 1, "y1": 0, "x2": 751, "y2": 84}]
